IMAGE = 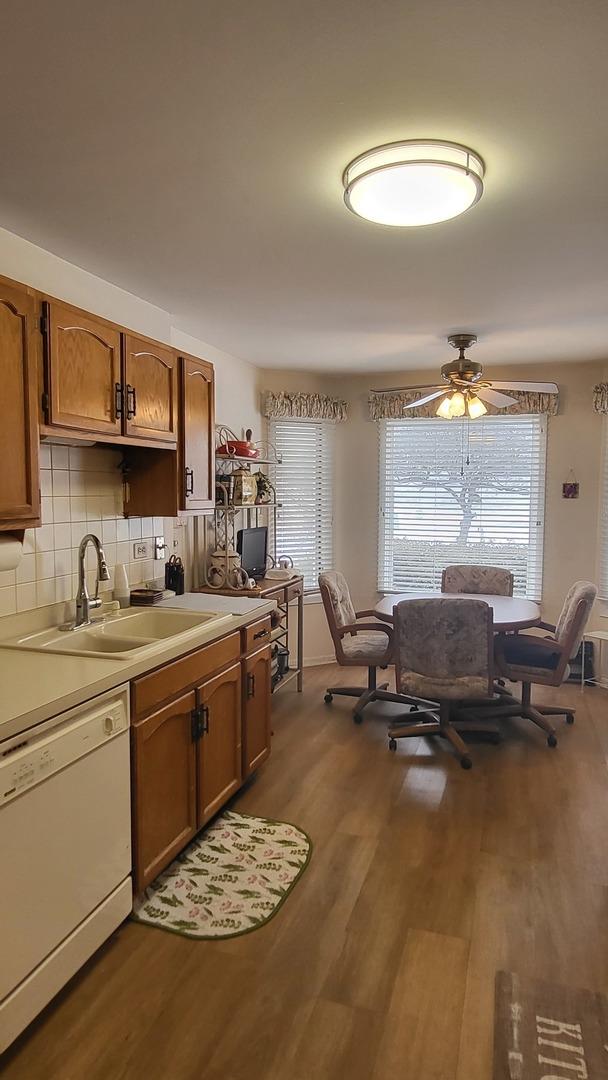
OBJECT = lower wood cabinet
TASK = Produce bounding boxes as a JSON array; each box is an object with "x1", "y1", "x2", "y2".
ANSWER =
[
  {"x1": 197, "y1": 662, "x2": 242, "y2": 826},
  {"x1": 132, "y1": 689, "x2": 198, "y2": 891},
  {"x1": 131, "y1": 634, "x2": 271, "y2": 893},
  {"x1": 243, "y1": 645, "x2": 272, "y2": 777}
]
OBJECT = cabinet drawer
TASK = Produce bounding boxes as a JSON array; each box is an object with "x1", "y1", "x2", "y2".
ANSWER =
[
  {"x1": 242, "y1": 616, "x2": 272, "y2": 654},
  {"x1": 287, "y1": 580, "x2": 303, "y2": 602},
  {"x1": 132, "y1": 632, "x2": 240, "y2": 720}
]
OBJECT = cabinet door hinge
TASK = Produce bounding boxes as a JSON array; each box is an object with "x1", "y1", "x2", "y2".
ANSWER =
[
  {"x1": 191, "y1": 705, "x2": 203, "y2": 741},
  {"x1": 41, "y1": 391, "x2": 50, "y2": 415}
]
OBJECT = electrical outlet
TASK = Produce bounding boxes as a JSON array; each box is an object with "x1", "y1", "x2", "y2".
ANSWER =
[{"x1": 133, "y1": 540, "x2": 152, "y2": 560}]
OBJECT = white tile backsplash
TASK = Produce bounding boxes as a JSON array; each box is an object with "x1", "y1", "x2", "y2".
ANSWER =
[{"x1": 0, "y1": 444, "x2": 180, "y2": 617}]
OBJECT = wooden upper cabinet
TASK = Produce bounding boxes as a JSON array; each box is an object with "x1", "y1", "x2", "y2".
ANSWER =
[
  {"x1": 132, "y1": 690, "x2": 198, "y2": 892},
  {"x1": 181, "y1": 354, "x2": 215, "y2": 510},
  {"x1": 43, "y1": 301, "x2": 122, "y2": 436},
  {"x1": 197, "y1": 662, "x2": 242, "y2": 827},
  {"x1": 0, "y1": 280, "x2": 40, "y2": 528},
  {"x1": 243, "y1": 645, "x2": 272, "y2": 778},
  {"x1": 124, "y1": 334, "x2": 177, "y2": 444}
]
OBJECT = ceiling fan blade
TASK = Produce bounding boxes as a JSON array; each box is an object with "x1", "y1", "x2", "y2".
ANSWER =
[
  {"x1": 476, "y1": 387, "x2": 518, "y2": 408},
  {"x1": 403, "y1": 390, "x2": 447, "y2": 408},
  {"x1": 370, "y1": 384, "x2": 445, "y2": 393},
  {"x1": 489, "y1": 380, "x2": 558, "y2": 393}
]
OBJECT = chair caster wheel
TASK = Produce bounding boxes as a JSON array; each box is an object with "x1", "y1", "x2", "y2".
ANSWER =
[
  {"x1": 547, "y1": 733, "x2": 558, "y2": 748},
  {"x1": 389, "y1": 738, "x2": 397, "y2": 751},
  {"x1": 460, "y1": 756, "x2": 472, "y2": 770},
  {"x1": 324, "y1": 693, "x2": 333, "y2": 704},
  {"x1": 353, "y1": 712, "x2": 363, "y2": 725},
  {"x1": 566, "y1": 713, "x2": 575, "y2": 725}
]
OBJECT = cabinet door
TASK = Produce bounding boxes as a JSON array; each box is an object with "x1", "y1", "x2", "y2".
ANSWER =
[
  {"x1": 197, "y1": 662, "x2": 242, "y2": 827},
  {"x1": 181, "y1": 355, "x2": 215, "y2": 510},
  {"x1": 124, "y1": 334, "x2": 177, "y2": 444},
  {"x1": 0, "y1": 281, "x2": 40, "y2": 527},
  {"x1": 132, "y1": 690, "x2": 197, "y2": 891},
  {"x1": 243, "y1": 645, "x2": 272, "y2": 777},
  {"x1": 44, "y1": 301, "x2": 122, "y2": 435}
]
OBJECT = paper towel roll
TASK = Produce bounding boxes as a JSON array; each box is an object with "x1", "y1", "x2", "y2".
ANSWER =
[{"x1": 0, "y1": 534, "x2": 23, "y2": 572}]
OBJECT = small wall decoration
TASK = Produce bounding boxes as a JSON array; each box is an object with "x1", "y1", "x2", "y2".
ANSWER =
[{"x1": 562, "y1": 470, "x2": 579, "y2": 499}]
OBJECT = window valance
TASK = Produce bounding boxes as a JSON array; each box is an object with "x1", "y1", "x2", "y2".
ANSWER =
[
  {"x1": 593, "y1": 383, "x2": 608, "y2": 414},
  {"x1": 263, "y1": 391, "x2": 348, "y2": 422},
  {"x1": 369, "y1": 387, "x2": 559, "y2": 420}
]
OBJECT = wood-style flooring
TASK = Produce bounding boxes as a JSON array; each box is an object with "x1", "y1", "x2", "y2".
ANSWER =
[{"x1": 2, "y1": 665, "x2": 608, "y2": 1079}]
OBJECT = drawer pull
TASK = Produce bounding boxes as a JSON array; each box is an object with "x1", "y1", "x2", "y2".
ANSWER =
[
  {"x1": 126, "y1": 383, "x2": 137, "y2": 419},
  {"x1": 253, "y1": 627, "x2": 269, "y2": 640}
]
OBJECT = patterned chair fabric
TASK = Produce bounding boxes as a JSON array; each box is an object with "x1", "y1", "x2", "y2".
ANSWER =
[
  {"x1": 318, "y1": 570, "x2": 357, "y2": 628},
  {"x1": 394, "y1": 598, "x2": 493, "y2": 702},
  {"x1": 442, "y1": 564, "x2": 514, "y2": 597},
  {"x1": 554, "y1": 581, "x2": 598, "y2": 658}
]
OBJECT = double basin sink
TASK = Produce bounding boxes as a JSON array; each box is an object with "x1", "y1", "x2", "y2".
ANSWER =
[{"x1": 4, "y1": 608, "x2": 233, "y2": 661}]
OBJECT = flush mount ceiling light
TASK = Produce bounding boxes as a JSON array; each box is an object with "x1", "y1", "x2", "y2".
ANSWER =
[{"x1": 343, "y1": 140, "x2": 485, "y2": 227}]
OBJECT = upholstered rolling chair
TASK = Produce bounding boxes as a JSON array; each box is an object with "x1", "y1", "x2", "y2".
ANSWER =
[
  {"x1": 442, "y1": 564, "x2": 514, "y2": 596},
  {"x1": 388, "y1": 598, "x2": 495, "y2": 770},
  {"x1": 492, "y1": 580, "x2": 597, "y2": 745},
  {"x1": 319, "y1": 571, "x2": 394, "y2": 723}
]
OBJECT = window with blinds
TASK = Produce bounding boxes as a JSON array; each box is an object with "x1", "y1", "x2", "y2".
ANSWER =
[
  {"x1": 598, "y1": 420, "x2": 608, "y2": 599},
  {"x1": 378, "y1": 414, "x2": 547, "y2": 600},
  {"x1": 269, "y1": 419, "x2": 334, "y2": 591}
]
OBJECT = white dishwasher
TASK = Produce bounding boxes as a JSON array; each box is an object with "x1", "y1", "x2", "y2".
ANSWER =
[{"x1": 0, "y1": 685, "x2": 132, "y2": 1053}]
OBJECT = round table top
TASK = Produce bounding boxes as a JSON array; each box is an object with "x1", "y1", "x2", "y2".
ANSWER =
[{"x1": 375, "y1": 591, "x2": 541, "y2": 632}]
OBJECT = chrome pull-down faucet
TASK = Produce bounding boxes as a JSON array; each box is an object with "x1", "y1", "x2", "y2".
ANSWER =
[{"x1": 72, "y1": 534, "x2": 110, "y2": 629}]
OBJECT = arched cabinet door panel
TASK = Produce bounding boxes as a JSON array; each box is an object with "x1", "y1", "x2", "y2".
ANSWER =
[
  {"x1": 43, "y1": 301, "x2": 122, "y2": 436},
  {"x1": 197, "y1": 662, "x2": 242, "y2": 827},
  {"x1": 0, "y1": 280, "x2": 40, "y2": 527},
  {"x1": 124, "y1": 335, "x2": 177, "y2": 444},
  {"x1": 181, "y1": 356, "x2": 215, "y2": 510}
]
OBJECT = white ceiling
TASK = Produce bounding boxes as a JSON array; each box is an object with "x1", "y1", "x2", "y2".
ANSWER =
[{"x1": 1, "y1": 0, "x2": 608, "y2": 373}]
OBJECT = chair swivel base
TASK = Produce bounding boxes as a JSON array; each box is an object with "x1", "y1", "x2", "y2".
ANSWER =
[
  {"x1": 324, "y1": 682, "x2": 390, "y2": 722},
  {"x1": 387, "y1": 702, "x2": 473, "y2": 770}
]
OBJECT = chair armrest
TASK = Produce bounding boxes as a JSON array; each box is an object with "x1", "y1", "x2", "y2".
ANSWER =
[
  {"x1": 355, "y1": 608, "x2": 383, "y2": 618},
  {"x1": 537, "y1": 620, "x2": 557, "y2": 633},
  {"x1": 495, "y1": 632, "x2": 564, "y2": 658},
  {"x1": 337, "y1": 621, "x2": 393, "y2": 639}
]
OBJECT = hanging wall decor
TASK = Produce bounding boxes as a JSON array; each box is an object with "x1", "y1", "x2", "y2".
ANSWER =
[{"x1": 562, "y1": 470, "x2": 579, "y2": 499}]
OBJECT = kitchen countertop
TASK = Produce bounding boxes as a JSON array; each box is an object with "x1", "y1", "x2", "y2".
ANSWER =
[{"x1": 0, "y1": 594, "x2": 275, "y2": 741}]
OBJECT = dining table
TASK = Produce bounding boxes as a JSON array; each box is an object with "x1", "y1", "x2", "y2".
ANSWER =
[{"x1": 374, "y1": 590, "x2": 541, "y2": 632}]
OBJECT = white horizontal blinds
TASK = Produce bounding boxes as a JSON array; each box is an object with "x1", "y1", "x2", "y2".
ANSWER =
[
  {"x1": 269, "y1": 419, "x2": 334, "y2": 591},
  {"x1": 378, "y1": 414, "x2": 547, "y2": 600},
  {"x1": 598, "y1": 420, "x2": 608, "y2": 599}
]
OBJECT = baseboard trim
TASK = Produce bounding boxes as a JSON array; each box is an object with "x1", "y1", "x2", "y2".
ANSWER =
[{"x1": 303, "y1": 655, "x2": 335, "y2": 668}]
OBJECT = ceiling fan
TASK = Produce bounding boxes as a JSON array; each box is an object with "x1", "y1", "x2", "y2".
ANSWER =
[{"x1": 371, "y1": 334, "x2": 558, "y2": 419}]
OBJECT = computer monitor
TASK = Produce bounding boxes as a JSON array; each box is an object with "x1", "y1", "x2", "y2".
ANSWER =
[{"x1": 236, "y1": 526, "x2": 268, "y2": 581}]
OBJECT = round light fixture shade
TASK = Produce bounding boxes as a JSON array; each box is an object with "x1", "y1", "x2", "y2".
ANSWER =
[{"x1": 343, "y1": 140, "x2": 485, "y2": 226}]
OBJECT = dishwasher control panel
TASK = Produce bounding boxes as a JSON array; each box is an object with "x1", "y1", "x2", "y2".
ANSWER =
[{"x1": 0, "y1": 687, "x2": 129, "y2": 805}]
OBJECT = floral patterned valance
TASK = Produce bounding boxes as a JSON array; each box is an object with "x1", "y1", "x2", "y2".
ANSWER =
[
  {"x1": 369, "y1": 387, "x2": 559, "y2": 420},
  {"x1": 263, "y1": 391, "x2": 348, "y2": 422},
  {"x1": 593, "y1": 383, "x2": 608, "y2": 414}
]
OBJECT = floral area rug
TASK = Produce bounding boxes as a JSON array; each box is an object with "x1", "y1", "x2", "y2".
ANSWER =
[{"x1": 132, "y1": 810, "x2": 312, "y2": 939}]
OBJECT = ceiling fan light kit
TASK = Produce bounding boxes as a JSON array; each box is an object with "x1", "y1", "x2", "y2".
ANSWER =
[
  {"x1": 371, "y1": 334, "x2": 559, "y2": 420},
  {"x1": 343, "y1": 140, "x2": 485, "y2": 227}
]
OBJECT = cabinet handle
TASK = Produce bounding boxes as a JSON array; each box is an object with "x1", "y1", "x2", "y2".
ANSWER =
[
  {"x1": 247, "y1": 672, "x2": 256, "y2": 699},
  {"x1": 126, "y1": 384, "x2": 137, "y2": 419},
  {"x1": 253, "y1": 627, "x2": 269, "y2": 640},
  {"x1": 115, "y1": 382, "x2": 123, "y2": 418},
  {"x1": 185, "y1": 467, "x2": 194, "y2": 497}
]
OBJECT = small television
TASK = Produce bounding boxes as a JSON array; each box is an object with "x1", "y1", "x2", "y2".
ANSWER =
[{"x1": 236, "y1": 526, "x2": 268, "y2": 581}]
